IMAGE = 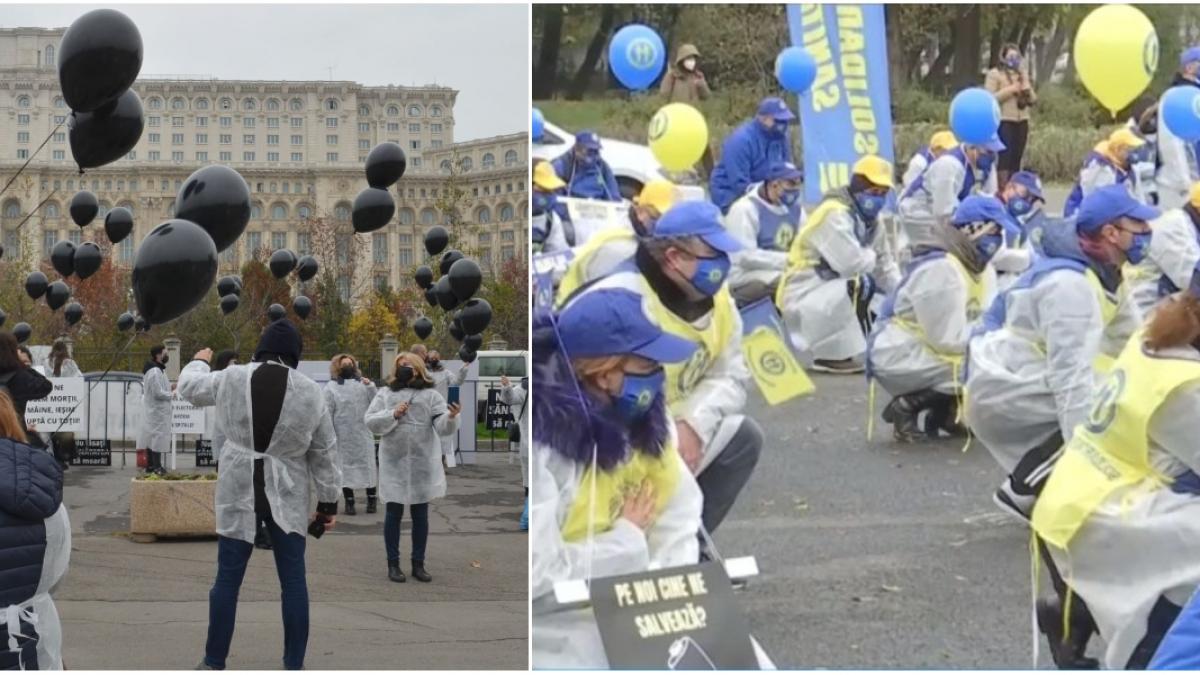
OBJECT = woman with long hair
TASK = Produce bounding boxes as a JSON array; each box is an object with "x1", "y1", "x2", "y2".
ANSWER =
[
  {"x1": 365, "y1": 352, "x2": 460, "y2": 583},
  {"x1": 0, "y1": 333, "x2": 53, "y2": 440},
  {"x1": 324, "y1": 354, "x2": 378, "y2": 515},
  {"x1": 46, "y1": 340, "x2": 81, "y2": 469}
]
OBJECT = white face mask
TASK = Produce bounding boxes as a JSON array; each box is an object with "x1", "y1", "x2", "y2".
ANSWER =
[{"x1": 682, "y1": 57, "x2": 697, "y2": 71}]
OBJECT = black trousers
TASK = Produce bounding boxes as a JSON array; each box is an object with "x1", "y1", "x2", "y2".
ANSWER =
[{"x1": 997, "y1": 119, "x2": 1029, "y2": 173}]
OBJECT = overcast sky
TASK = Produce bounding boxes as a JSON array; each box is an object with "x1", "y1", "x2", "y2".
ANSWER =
[{"x1": 2, "y1": 4, "x2": 529, "y2": 141}]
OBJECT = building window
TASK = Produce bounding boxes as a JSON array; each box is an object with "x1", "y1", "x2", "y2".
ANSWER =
[
  {"x1": 431, "y1": 105, "x2": 442, "y2": 117},
  {"x1": 16, "y1": 132, "x2": 29, "y2": 143},
  {"x1": 358, "y1": 139, "x2": 371, "y2": 150},
  {"x1": 504, "y1": 149, "x2": 518, "y2": 166},
  {"x1": 172, "y1": 133, "x2": 184, "y2": 144},
  {"x1": 196, "y1": 151, "x2": 208, "y2": 161},
  {"x1": 431, "y1": 140, "x2": 442, "y2": 149},
  {"x1": 148, "y1": 116, "x2": 161, "y2": 127},
  {"x1": 334, "y1": 203, "x2": 350, "y2": 220},
  {"x1": 358, "y1": 104, "x2": 369, "y2": 116},
  {"x1": 441, "y1": 160, "x2": 452, "y2": 174},
  {"x1": 52, "y1": 95, "x2": 64, "y2": 109},
  {"x1": 297, "y1": 205, "x2": 310, "y2": 219},
  {"x1": 297, "y1": 232, "x2": 311, "y2": 255},
  {"x1": 408, "y1": 105, "x2": 422, "y2": 117},
  {"x1": 387, "y1": 105, "x2": 399, "y2": 117},
  {"x1": 268, "y1": 117, "x2": 279, "y2": 128},
  {"x1": 172, "y1": 151, "x2": 184, "y2": 162},
  {"x1": 244, "y1": 134, "x2": 256, "y2": 145},
  {"x1": 410, "y1": 140, "x2": 420, "y2": 150},
  {"x1": 482, "y1": 153, "x2": 495, "y2": 169},
  {"x1": 244, "y1": 117, "x2": 256, "y2": 128},
  {"x1": 220, "y1": 151, "x2": 232, "y2": 161},
  {"x1": 431, "y1": 123, "x2": 442, "y2": 133},
  {"x1": 501, "y1": 230, "x2": 515, "y2": 241},
  {"x1": 272, "y1": 232, "x2": 287, "y2": 250},
  {"x1": 194, "y1": 133, "x2": 207, "y2": 144},
  {"x1": 398, "y1": 248, "x2": 413, "y2": 266},
  {"x1": 267, "y1": 151, "x2": 279, "y2": 162},
  {"x1": 53, "y1": 115, "x2": 66, "y2": 125},
  {"x1": 479, "y1": 232, "x2": 492, "y2": 245},
  {"x1": 373, "y1": 233, "x2": 388, "y2": 264},
  {"x1": 17, "y1": 115, "x2": 29, "y2": 126},
  {"x1": 173, "y1": 98, "x2": 186, "y2": 110},
  {"x1": 172, "y1": 116, "x2": 184, "y2": 127},
  {"x1": 272, "y1": 204, "x2": 287, "y2": 219},
  {"x1": 420, "y1": 208, "x2": 435, "y2": 225},
  {"x1": 291, "y1": 152, "x2": 303, "y2": 162},
  {"x1": 398, "y1": 209, "x2": 414, "y2": 225},
  {"x1": 44, "y1": 203, "x2": 59, "y2": 218},
  {"x1": 119, "y1": 238, "x2": 134, "y2": 262},
  {"x1": 291, "y1": 117, "x2": 303, "y2": 128},
  {"x1": 244, "y1": 151, "x2": 255, "y2": 161},
  {"x1": 196, "y1": 98, "x2": 210, "y2": 110},
  {"x1": 148, "y1": 151, "x2": 160, "y2": 160},
  {"x1": 326, "y1": 135, "x2": 338, "y2": 146},
  {"x1": 43, "y1": 231, "x2": 56, "y2": 257},
  {"x1": 502, "y1": 245, "x2": 514, "y2": 261},
  {"x1": 335, "y1": 234, "x2": 351, "y2": 264},
  {"x1": 289, "y1": 98, "x2": 303, "y2": 111},
  {"x1": 68, "y1": 229, "x2": 81, "y2": 246},
  {"x1": 327, "y1": 152, "x2": 338, "y2": 162},
  {"x1": 373, "y1": 274, "x2": 389, "y2": 292},
  {"x1": 399, "y1": 234, "x2": 413, "y2": 246},
  {"x1": 326, "y1": 117, "x2": 338, "y2": 129},
  {"x1": 220, "y1": 98, "x2": 232, "y2": 110},
  {"x1": 196, "y1": 116, "x2": 208, "y2": 127},
  {"x1": 358, "y1": 122, "x2": 370, "y2": 133},
  {"x1": 161, "y1": 179, "x2": 170, "y2": 191},
  {"x1": 384, "y1": 122, "x2": 397, "y2": 133},
  {"x1": 220, "y1": 134, "x2": 231, "y2": 144},
  {"x1": 243, "y1": 98, "x2": 257, "y2": 111},
  {"x1": 220, "y1": 117, "x2": 232, "y2": 127},
  {"x1": 148, "y1": 133, "x2": 161, "y2": 144},
  {"x1": 407, "y1": 123, "x2": 419, "y2": 133},
  {"x1": 2, "y1": 200, "x2": 19, "y2": 218},
  {"x1": 500, "y1": 205, "x2": 514, "y2": 221},
  {"x1": 480, "y1": 250, "x2": 491, "y2": 267},
  {"x1": 326, "y1": 99, "x2": 339, "y2": 111},
  {"x1": 147, "y1": 97, "x2": 163, "y2": 110},
  {"x1": 460, "y1": 156, "x2": 473, "y2": 172},
  {"x1": 476, "y1": 206, "x2": 491, "y2": 224},
  {"x1": 246, "y1": 231, "x2": 261, "y2": 255}
]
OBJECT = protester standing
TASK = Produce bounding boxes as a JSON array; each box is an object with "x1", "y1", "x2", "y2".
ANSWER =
[
  {"x1": 0, "y1": 333, "x2": 53, "y2": 443},
  {"x1": 659, "y1": 44, "x2": 711, "y2": 104},
  {"x1": 985, "y1": 43, "x2": 1036, "y2": 190},
  {"x1": 425, "y1": 350, "x2": 468, "y2": 469},
  {"x1": 498, "y1": 374, "x2": 528, "y2": 530},
  {"x1": 709, "y1": 97, "x2": 795, "y2": 214},
  {"x1": 324, "y1": 354, "x2": 378, "y2": 515},
  {"x1": 137, "y1": 345, "x2": 172, "y2": 475},
  {"x1": 46, "y1": 340, "x2": 80, "y2": 470},
  {"x1": 1158, "y1": 47, "x2": 1200, "y2": 209}
]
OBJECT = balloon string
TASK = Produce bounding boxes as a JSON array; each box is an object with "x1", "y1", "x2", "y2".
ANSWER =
[
  {"x1": 12, "y1": 190, "x2": 59, "y2": 232},
  {"x1": 46, "y1": 331, "x2": 139, "y2": 437},
  {"x1": 0, "y1": 121, "x2": 65, "y2": 198}
]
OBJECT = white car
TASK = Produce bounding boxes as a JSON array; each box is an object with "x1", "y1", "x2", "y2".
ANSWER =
[{"x1": 533, "y1": 120, "x2": 705, "y2": 201}]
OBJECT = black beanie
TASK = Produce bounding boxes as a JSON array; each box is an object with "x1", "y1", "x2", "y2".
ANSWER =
[{"x1": 254, "y1": 319, "x2": 303, "y2": 367}]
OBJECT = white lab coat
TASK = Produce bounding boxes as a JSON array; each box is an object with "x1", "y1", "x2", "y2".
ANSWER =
[
  {"x1": 1157, "y1": 97, "x2": 1199, "y2": 209},
  {"x1": 1045, "y1": 345, "x2": 1200, "y2": 669},
  {"x1": 778, "y1": 206, "x2": 901, "y2": 362},
  {"x1": 1127, "y1": 208, "x2": 1200, "y2": 315},
  {"x1": 177, "y1": 360, "x2": 342, "y2": 544},
  {"x1": 1077, "y1": 159, "x2": 1122, "y2": 200},
  {"x1": 499, "y1": 383, "x2": 529, "y2": 488},
  {"x1": 429, "y1": 365, "x2": 469, "y2": 467},
  {"x1": 898, "y1": 153, "x2": 997, "y2": 246},
  {"x1": 964, "y1": 270, "x2": 1141, "y2": 473},
  {"x1": 323, "y1": 379, "x2": 378, "y2": 489},
  {"x1": 8, "y1": 504, "x2": 70, "y2": 671},
  {"x1": 136, "y1": 366, "x2": 172, "y2": 452},
  {"x1": 901, "y1": 152, "x2": 929, "y2": 195},
  {"x1": 364, "y1": 385, "x2": 458, "y2": 505},
  {"x1": 726, "y1": 184, "x2": 806, "y2": 292},
  {"x1": 869, "y1": 255, "x2": 976, "y2": 396}
]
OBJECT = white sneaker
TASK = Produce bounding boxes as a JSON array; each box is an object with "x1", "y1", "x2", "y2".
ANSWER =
[{"x1": 992, "y1": 479, "x2": 1034, "y2": 522}]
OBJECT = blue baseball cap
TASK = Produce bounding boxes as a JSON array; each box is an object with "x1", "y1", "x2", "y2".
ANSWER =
[
  {"x1": 765, "y1": 161, "x2": 803, "y2": 182},
  {"x1": 651, "y1": 201, "x2": 743, "y2": 253},
  {"x1": 1075, "y1": 184, "x2": 1161, "y2": 235},
  {"x1": 1008, "y1": 170, "x2": 1044, "y2": 201},
  {"x1": 1181, "y1": 46, "x2": 1200, "y2": 68},
  {"x1": 757, "y1": 97, "x2": 795, "y2": 122},
  {"x1": 557, "y1": 288, "x2": 697, "y2": 363},
  {"x1": 952, "y1": 195, "x2": 1022, "y2": 237},
  {"x1": 575, "y1": 130, "x2": 602, "y2": 150}
]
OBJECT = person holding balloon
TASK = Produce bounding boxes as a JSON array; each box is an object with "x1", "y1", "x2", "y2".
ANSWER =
[
  {"x1": 901, "y1": 130, "x2": 957, "y2": 197},
  {"x1": 725, "y1": 160, "x2": 806, "y2": 306},
  {"x1": 1126, "y1": 183, "x2": 1200, "y2": 316},
  {"x1": 709, "y1": 97, "x2": 795, "y2": 215},
  {"x1": 897, "y1": 136, "x2": 1004, "y2": 253},
  {"x1": 426, "y1": 350, "x2": 470, "y2": 469},
  {"x1": 1156, "y1": 48, "x2": 1200, "y2": 210},
  {"x1": 532, "y1": 160, "x2": 575, "y2": 254},
  {"x1": 776, "y1": 156, "x2": 901, "y2": 374},
  {"x1": 984, "y1": 43, "x2": 1037, "y2": 190},
  {"x1": 1062, "y1": 128, "x2": 1149, "y2": 218},
  {"x1": 551, "y1": 131, "x2": 621, "y2": 203}
]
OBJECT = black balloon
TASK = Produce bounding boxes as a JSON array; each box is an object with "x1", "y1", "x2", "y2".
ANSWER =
[
  {"x1": 365, "y1": 142, "x2": 408, "y2": 189},
  {"x1": 116, "y1": 312, "x2": 134, "y2": 331},
  {"x1": 423, "y1": 287, "x2": 438, "y2": 308},
  {"x1": 448, "y1": 320, "x2": 464, "y2": 342},
  {"x1": 50, "y1": 240, "x2": 76, "y2": 278},
  {"x1": 439, "y1": 249, "x2": 465, "y2": 275},
  {"x1": 351, "y1": 187, "x2": 395, "y2": 234},
  {"x1": 219, "y1": 294, "x2": 239, "y2": 316},
  {"x1": 57, "y1": 8, "x2": 143, "y2": 112},
  {"x1": 267, "y1": 304, "x2": 286, "y2": 322},
  {"x1": 458, "y1": 345, "x2": 477, "y2": 363},
  {"x1": 464, "y1": 334, "x2": 484, "y2": 352},
  {"x1": 217, "y1": 275, "x2": 242, "y2": 298},
  {"x1": 269, "y1": 249, "x2": 297, "y2": 279},
  {"x1": 46, "y1": 281, "x2": 70, "y2": 311},
  {"x1": 0, "y1": 309, "x2": 5, "y2": 328},
  {"x1": 132, "y1": 219, "x2": 218, "y2": 325},
  {"x1": 296, "y1": 255, "x2": 318, "y2": 282},
  {"x1": 64, "y1": 302, "x2": 84, "y2": 327},
  {"x1": 24, "y1": 272, "x2": 48, "y2": 300},
  {"x1": 292, "y1": 296, "x2": 312, "y2": 320},
  {"x1": 424, "y1": 226, "x2": 449, "y2": 256},
  {"x1": 68, "y1": 89, "x2": 144, "y2": 170},
  {"x1": 134, "y1": 315, "x2": 149, "y2": 333},
  {"x1": 434, "y1": 276, "x2": 459, "y2": 311},
  {"x1": 104, "y1": 206, "x2": 134, "y2": 244},
  {"x1": 458, "y1": 298, "x2": 493, "y2": 335},
  {"x1": 448, "y1": 258, "x2": 482, "y2": 301},
  {"x1": 12, "y1": 323, "x2": 31, "y2": 344},
  {"x1": 73, "y1": 242, "x2": 103, "y2": 280},
  {"x1": 175, "y1": 165, "x2": 251, "y2": 252},
  {"x1": 69, "y1": 190, "x2": 99, "y2": 227},
  {"x1": 413, "y1": 316, "x2": 433, "y2": 340},
  {"x1": 414, "y1": 265, "x2": 434, "y2": 290}
]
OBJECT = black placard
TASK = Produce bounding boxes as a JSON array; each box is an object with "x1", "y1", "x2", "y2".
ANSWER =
[
  {"x1": 485, "y1": 389, "x2": 514, "y2": 431},
  {"x1": 71, "y1": 439, "x2": 111, "y2": 467},
  {"x1": 590, "y1": 562, "x2": 758, "y2": 669},
  {"x1": 195, "y1": 439, "x2": 214, "y2": 467}
]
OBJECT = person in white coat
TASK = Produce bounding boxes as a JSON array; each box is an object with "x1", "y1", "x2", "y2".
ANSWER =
[
  {"x1": 209, "y1": 350, "x2": 238, "y2": 466},
  {"x1": 365, "y1": 352, "x2": 461, "y2": 584},
  {"x1": 989, "y1": 170, "x2": 1046, "y2": 292},
  {"x1": 777, "y1": 155, "x2": 901, "y2": 373},
  {"x1": 725, "y1": 160, "x2": 806, "y2": 305},
  {"x1": 965, "y1": 185, "x2": 1152, "y2": 524},
  {"x1": 425, "y1": 350, "x2": 468, "y2": 469},
  {"x1": 324, "y1": 354, "x2": 378, "y2": 515},
  {"x1": 498, "y1": 374, "x2": 528, "y2": 530},
  {"x1": 136, "y1": 345, "x2": 171, "y2": 475},
  {"x1": 868, "y1": 195, "x2": 1019, "y2": 442},
  {"x1": 1062, "y1": 127, "x2": 1147, "y2": 217},
  {"x1": 179, "y1": 320, "x2": 341, "y2": 671},
  {"x1": 1126, "y1": 182, "x2": 1200, "y2": 315},
  {"x1": 900, "y1": 130, "x2": 957, "y2": 195},
  {"x1": 897, "y1": 136, "x2": 1003, "y2": 250},
  {"x1": 1157, "y1": 47, "x2": 1200, "y2": 209},
  {"x1": 45, "y1": 340, "x2": 81, "y2": 470}
]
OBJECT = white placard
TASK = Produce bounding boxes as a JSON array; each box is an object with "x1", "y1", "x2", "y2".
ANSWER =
[
  {"x1": 25, "y1": 377, "x2": 87, "y2": 433},
  {"x1": 171, "y1": 392, "x2": 207, "y2": 434},
  {"x1": 563, "y1": 197, "x2": 631, "y2": 246}
]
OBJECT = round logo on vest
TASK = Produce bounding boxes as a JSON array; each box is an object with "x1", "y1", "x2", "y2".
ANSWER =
[{"x1": 1084, "y1": 369, "x2": 1126, "y2": 434}]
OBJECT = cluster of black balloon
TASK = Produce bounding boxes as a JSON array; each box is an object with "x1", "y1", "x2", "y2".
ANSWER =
[
  {"x1": 22, "y1": 271, "x2": 82, "y2": 327},
  {"x1": 412, "y1": 226, "x2": 492, "y2": 363},
  {"x1": 351, "y1": 142, "x2": 407, "y2": 234},
  {"x1": 265, "y1": 249, "x2": 318, "y2": 321}
]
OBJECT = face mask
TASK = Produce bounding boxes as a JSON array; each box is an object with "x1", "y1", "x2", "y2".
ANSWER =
[
  {"x1": 615, "y1": 369, "x2": 665, "y2": 424},
  {"x1": 578, "y1": 150, "x2": 599, "y2": 167},
  {"x1": 682, "y1": 57, "x2": 697, "y2": 71},
  {"x1": 1125, "y1": 230, "x2": 1152, "y2": 265},
  {"x1": 394, "y1": 366, "x2": 414, "y2": 385},
  {"x1": 532, "y1": 190, "x2": 555, "y2": 216},
  {"x1": 428, "y1": 359, "x2": 440, "y2": 369},
  {"x1": 854, "y1": 192, "x2": 886, "y2": 220},
  {"x1": 339, "y1": 366, "x2": 356, "y2": 379},
  {"x1": 1005, "y1": 56, "x2": 1021, "y2": 69},
  {"x1": 161, "y1": 355, "x2": 170, "y2": 365},
  {"x1": 976, "y1": 153, "x2": 995, "y2": 175},
  {"x1": 771, "y1": 121, "x2": 789, "y2": 138},
  {"x1": 975, "y1": 233, "x2": 1004, "y2": 264},
  {"x1": 780, "y1": 189, "x2": 802, "y2": 208},
  {"x1": 1007, "y1": 196, "x2": 1033, "y2": 218},
  {"x1": 683, "y1": 252, "x2": 732, "y2": 297}
]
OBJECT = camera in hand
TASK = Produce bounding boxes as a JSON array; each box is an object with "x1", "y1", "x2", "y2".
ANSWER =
[
  {"x1": 308, "y1": 513, "x2": 330, "y2": 538},
  {"x1": 508, "y1": 423, "x2": 521, "y2": 444},
  {"x1": 1016, "y1": 90, "x2": 1034, "y2": 110}
]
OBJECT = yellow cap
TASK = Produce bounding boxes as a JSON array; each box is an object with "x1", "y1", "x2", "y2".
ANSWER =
[
  {"x1": 533, "y1": 162, "x2": 566, "y2": 190},
  {"x1": 1107, "y1": 127, "x2": 1146, "y2": 151},
  {"x1": 852, "y1": 155, "x2": 894, "y2": 189},
  {"x1": 1189, "y1": 182, "x2": 1200, "y2": 209},
  {"x1": 633, "y1": 179, "x2": 678, "y2": 214},
  {"x1": 929, "y1": 130, "x2": 957, "y2": 153}
]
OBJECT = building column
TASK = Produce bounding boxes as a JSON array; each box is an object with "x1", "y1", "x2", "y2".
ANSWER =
[
  {"x1": 163, "y1": 336, "x2": 181, "y2": 381},
  {"x1": 380, "y1": 333, "x2": 398, "y2": 382}
]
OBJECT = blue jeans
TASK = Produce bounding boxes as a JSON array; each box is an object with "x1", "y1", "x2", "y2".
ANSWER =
[
  {"x1": 204, "y1": 517, "x2": 309, "y2": 670},
  {"x1": 384, "y1": 502, "x2": 428, "y2": 563}
]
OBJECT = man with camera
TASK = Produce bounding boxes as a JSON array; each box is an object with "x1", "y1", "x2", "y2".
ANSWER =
[{"x1": 986, "y1": 43, "x2": 1037, "y2": 191}]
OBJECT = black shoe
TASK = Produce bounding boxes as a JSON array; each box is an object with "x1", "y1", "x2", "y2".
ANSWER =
[
  {"x1": 366, "y1": 497, "x2": 377, "y2": 514},
  {"x1": 344, "y1": 501, "x2": 357, "y2": 516},
  {"x1": 811, "y1": 358, "x2": 864, "y2": 374},
  {"x1": 1037, "y1": 597, "x2": 1100, "y2": 669},
  {"x1": 881, "y1": 399, "x2": 898, "y2": 424},
  {"x1": 411, "y1": 560, "x2": 432, "y2": 583},
  {"x1": 388, "y1": 562, "x2": 406, "y2": 583}
]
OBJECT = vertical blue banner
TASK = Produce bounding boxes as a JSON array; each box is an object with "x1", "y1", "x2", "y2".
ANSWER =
[{"x1": 786, "y1": 4, "x2": 895, "y2": 204}]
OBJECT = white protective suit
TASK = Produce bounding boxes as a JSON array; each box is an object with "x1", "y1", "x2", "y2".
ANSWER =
[
  {"x1": 1126, "y1": 208, "x2": 1200, "y2": 315},
  {"x1": 900, "y1": 151, "x2": 930, "y2": 196},
  {"x1": 136, "y1": 365, "x2": 172, "y2": 452},
  {"x1": 428, "y1": 364, "x2": 469, "y2": 468},
  {"x1": 1076, "y1": 157, "x2": 1124, "y2": 200},
  {"x1": 533, "y1": 209, "x2": 572, "y2": 254},
  {"x1": 364, "y1": 385, "x2": 459, "y2": 505},
  {"x1": 725, "y1": 183, "x2": 806, "y2": 294},
  {"x1": 177, "y1": 360, "x2": 342, "y2": 544},
  {"x1": 1044, "y1": 345, "x2": 1200, "y2": 669},
  {"x1": 323, "y1": 378, "x2": 378, "y2": 489},
  {"x1": 1157, "y1": 92, "x2": 1200, "y2": 209},
  {"x1": 964, "y1": 264, "x2": 1141, "y2": 473},
  {"x1": 10, "y1": 505, "x2": 70, "y2": 671},
  {"x1": 499, "y1": 382, "x2": 529, "y2": 488},
  {"x1": 778, "y1": 199, "x2": 901, "y2": 362},
  {"x1": 898, "y1": 151, "x2": 998, "y2": 249}
]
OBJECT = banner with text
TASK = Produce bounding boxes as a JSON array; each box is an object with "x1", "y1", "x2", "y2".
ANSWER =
[
  {"x1": 171, "y1": 392, "x2": 208, "y2": 435},
  {"x1": 25, "y1": 377, "x2": 86, "y2": 433},
  {"x1": 787, "y1": 4, "x2": 895, "y2": 204}
]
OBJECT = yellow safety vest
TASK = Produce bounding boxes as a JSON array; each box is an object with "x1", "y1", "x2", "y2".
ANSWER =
[
  {"x1": 888, "y1": 254, "x2": 986, "y2": 370},
  {"x1": 561, "y1": 444, "x2": 682, "y2": 542},
  {"x1": 1032, "y1": 334, "x2": 1200, "y2": 550},
  {"x1": 774, "y1": 197, "x2": 853, "y2": 307},
  {"x1": 556, "y1": 227, "x2": 637, "y2": 304}
]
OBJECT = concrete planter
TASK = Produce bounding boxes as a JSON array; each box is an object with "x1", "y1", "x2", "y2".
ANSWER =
[{"x1": 129, "y1": 477, "x2": 218, "y2": 543}]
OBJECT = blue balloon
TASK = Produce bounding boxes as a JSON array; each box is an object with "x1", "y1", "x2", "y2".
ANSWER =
[
  {"x1": 1162, "y1": 86, "x2": 1200, "y2": 142},
  {"x1": 532, "y1": 107, "x2": 545, "y2": 141},
  {"x1": 608, "y1": 24, "x2": 665, "y2": 91},
  {"x1": 949, "y1": 87, "x2": 1001, "y2": 145},
  {"x1": 775, "y1": 47, "x2": 817, "y2": 94}
]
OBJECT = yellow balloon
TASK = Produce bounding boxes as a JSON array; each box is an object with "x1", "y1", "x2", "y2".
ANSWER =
[
  {"x1": 1075, "y1": 4, "x2": 1159, "y2": 116},
  {"x1": 648, "y1": 103, "x2": 709, "y2": 171}
]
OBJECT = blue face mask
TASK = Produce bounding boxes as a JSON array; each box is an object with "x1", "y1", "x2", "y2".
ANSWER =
[
  {"x1": 1125, "y1": 230, "x2": 1152, "y2": 265},
  {"x1": 780, "y1": 189, "x2": 802, "y2": 207},
  {"x1": 578, "y1": 149, "x2": 600, "y2": 167},
  {"x1": 854, "y1": 192, "x2": 886, "y2": 220},
  {"x1": 686, "y1": 252, "x2": 732, "y2": 297},
  {"x1": 1006, "y1": 196, "x2": 1033, "y2": 218},
  {"x1": 532, "y1": 190, "x2": 556, "y2": 216},
  {"x1": 976, "y1": 152, "x2": 996, "y2": 175},
  {"x1": 615, "y1": 369, "x2": 665, "y2": 424},
  {"x1": 975, "y1": 233, "x2": 1004, "y2": 264},
  {"x1": 771, "y1": 121, "x2": 789, "y2": 138},
  {"x1": 1005, "y1": 56, "x2": 1021, "y2": 69}
]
